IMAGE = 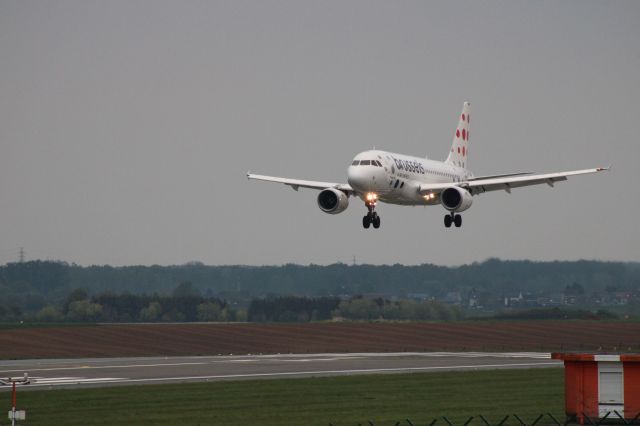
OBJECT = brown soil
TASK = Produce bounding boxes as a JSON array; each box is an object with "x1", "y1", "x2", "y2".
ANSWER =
[{"x1": 1, "y1": 321, "x2": 639, "y2": 360}]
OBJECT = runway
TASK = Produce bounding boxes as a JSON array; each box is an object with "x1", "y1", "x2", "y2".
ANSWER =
[{"x1": 0, "y1": 352, "x2": 561, "y2": 390}]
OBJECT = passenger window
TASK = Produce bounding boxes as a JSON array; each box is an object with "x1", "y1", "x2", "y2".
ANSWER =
[
  {"x1": 352, "y1": 160, "x2": 360, "y2": 166},
  {"x1": 400, "y1": 181, "x2": 405, "y2": 188},
  {"x1": 361, "y1": 160, "x2": 371, "y2": 165}
]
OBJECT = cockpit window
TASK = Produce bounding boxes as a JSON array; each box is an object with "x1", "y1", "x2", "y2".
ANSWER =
[
  {"x1": 375, "y1": 160, "x2": 383, "y2": 167},
  {"x1": 351, "y1": 160, "x2": 360, "y2": 165},
  {"x1": 360, "y1": 160, "x2": 371, "y2": 165}
]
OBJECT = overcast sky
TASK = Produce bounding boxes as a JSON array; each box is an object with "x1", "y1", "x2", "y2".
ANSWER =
[{"x1": 1, "y1": 1, "x2": 638, "y2": 266}]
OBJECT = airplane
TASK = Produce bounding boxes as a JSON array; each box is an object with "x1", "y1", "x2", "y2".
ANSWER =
[{"x1": 247, "y1": 102, "x2": 609, "y2": 229}]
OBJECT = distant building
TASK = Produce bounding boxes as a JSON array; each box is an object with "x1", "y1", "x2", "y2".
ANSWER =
[
  {"x1": 468, "y1": 294, "x2": 479, "y2": 308},
  {"x1": 611, "y1": 292, "x2": 630, "y2": 305},
  {"x1": 503, "y1": 292, "x2": 523, "y2": 307}
]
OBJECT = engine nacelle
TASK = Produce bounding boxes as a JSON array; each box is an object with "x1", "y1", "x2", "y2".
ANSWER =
[
  {"x1": 317, "y1": 188, "x2": 349, "y2": 214},
  {"x1": 440, "y1": 187, "x2": 473, "y2": 212}
]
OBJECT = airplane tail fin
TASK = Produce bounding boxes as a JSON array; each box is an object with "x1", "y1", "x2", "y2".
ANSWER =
[{"x1": 445, "y1": 102, "x2": 471, "y2": 169}]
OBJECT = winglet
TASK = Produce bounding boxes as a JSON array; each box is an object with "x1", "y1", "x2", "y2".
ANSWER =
[{"x1": 247, "y1": 171, "x2": 251, "y2": 179}]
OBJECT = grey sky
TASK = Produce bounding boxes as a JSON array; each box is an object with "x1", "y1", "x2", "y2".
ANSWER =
[{"x1": 1, "y1": 1, "x2": 638, "y2": 266}]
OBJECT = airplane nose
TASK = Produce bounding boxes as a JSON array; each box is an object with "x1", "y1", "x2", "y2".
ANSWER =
[
  {"x1": 347, "y1": 166, "x2": 368, "y2": 190},
  {"x1": 348, "y1": 165, "x2": 383, "y2": 191}
]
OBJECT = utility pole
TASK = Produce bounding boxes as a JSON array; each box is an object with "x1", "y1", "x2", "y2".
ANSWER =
[{"x1": 18, "y1": 248, "x2": 24, "y2": 263}]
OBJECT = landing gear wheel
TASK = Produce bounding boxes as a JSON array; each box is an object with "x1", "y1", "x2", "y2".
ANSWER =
[
  {"x1": 454, "y1": 214, "x2": 462, "y2": 228},
  {"x1": 444, "y1": 215, "x2": 452, "y2": 228},
  {"x1": 363, "y1": 215, "x2": 371, "y2": 229},
  {"x1": 372, "y1": 215, "x2": 381, "y2": 229}
]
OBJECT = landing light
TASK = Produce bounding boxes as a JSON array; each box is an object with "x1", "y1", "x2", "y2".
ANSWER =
[
  {"x1": 365, "y1": 192, "x2": 378, "y2": 202},
  {"x1": 423, "y1": 193, "x2": 436, "y2": 200}
]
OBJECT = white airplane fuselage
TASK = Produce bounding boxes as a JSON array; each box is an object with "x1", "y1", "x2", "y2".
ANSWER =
[{"x1": 347, "y1": 150, "x2": 473, "y2": 206}]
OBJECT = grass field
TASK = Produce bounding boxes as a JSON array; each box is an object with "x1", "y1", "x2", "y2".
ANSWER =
[{"x1": 1, "y1": 368, "x2": 564, "y2": 425}]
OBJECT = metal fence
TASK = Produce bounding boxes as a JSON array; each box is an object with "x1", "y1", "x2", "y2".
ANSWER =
[{"x1": 328, "y1": 411, "x2": 640, "y2": 426}]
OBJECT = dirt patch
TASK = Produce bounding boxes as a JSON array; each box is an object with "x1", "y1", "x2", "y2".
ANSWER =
[{"x1": 0, "y1": 321, "x2": 638, "y2": 359}]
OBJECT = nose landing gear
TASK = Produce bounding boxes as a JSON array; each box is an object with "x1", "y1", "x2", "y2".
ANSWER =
[
  {"x1": 362, "y1": 194, "x2": 381, "y2": 229},
  {"x1": 444, "y1": 212, "x2": 462, "y2": 228}
]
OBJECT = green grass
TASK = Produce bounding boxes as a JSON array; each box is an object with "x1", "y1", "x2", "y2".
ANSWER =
[{"x1": 2, "y1": 368, "x2": 563, "y2": 425}]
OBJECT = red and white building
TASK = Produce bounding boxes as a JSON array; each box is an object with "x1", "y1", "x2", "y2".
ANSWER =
[{"x1": 552, "y1": 353, "x2": 640, "y2": 423}]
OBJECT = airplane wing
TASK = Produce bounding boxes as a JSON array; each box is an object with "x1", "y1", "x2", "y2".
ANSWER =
[
  {"x1": 247, "y1": 172, "x2": 354, "y2": 195},
  {"x1": 419, "y1": 167, "x2": 610, "y2": 195},
  {"x1": 467, "y1": 172, "x2": 533, "y2": 181}
]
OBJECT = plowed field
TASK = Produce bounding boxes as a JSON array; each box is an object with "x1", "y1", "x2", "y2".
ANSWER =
[{"x1": 1, "y1": 321, "x2": 639, "y2": 359}]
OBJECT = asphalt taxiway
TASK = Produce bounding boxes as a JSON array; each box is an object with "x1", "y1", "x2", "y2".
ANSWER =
[{"x1": 0, "y1": 352, "x2": 561, "y2": 390}]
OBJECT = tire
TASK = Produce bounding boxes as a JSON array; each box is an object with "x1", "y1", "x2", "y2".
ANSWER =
[
  {"x1": 444, "y1": 215, "x2": 452, "y2": 228},
  {"x1": 373, "y1": 216, "x2": 381, "y2": 229},
  {"x1": 363, "y1": 215, "x2": 371, "y2": 229},
  {"x1": 454, "y1": 214, "x2": 462, "y2": 227}
]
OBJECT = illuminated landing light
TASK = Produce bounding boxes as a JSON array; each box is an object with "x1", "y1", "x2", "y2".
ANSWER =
[
  {"x1": 423, "y1": 193, "x2": 436, "y2": 200},
  {"x1": 365, "y1": 192, "x2": 378, "y2": 205}
]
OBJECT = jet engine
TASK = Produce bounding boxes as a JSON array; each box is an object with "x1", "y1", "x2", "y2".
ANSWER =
[
  {"x1": 317, "y1": 188, "x2": 349, "y2": 214},
  {"x1": 440, "y1": 187, "x2": 473, "y2": 212}
]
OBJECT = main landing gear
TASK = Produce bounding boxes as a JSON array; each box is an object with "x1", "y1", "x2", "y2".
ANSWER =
[
  {"x1": 362, "y1": 196, "x2": 381, "y2": 229},
  {"x1": 444, "y1": 212, "x2": 462, "y2": 228}
]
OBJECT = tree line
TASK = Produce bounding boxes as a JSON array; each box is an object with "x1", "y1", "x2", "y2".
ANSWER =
[
  {"x1": 245, "y1": 296, "x2": 463, "y2": 322},
  {"x1": 31, "y1": 283, "x2": 242, "y2": 323},
  {"x1": 1, "y1": 259, "x2": 639, "y2": 320},
  {"x1": 5, "y1": 286, "x2": 464, "y2": 323}
]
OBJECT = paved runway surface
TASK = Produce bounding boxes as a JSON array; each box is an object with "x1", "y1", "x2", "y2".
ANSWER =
[{"x1": 0, "y1": 352, "x2": 561, "y2": 390}]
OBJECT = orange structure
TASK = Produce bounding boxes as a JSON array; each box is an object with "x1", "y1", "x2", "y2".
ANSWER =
[{"x1": 552, "y1": 353, "x2": 640, "y2": 424}]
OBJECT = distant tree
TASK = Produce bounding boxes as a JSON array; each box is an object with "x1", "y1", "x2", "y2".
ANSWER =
[
  {"x1": 67, "y1": 300, "x2": 103, "y2": 321},
  {"x1": 413, "y1": 302, "x2": 436, "y2": 320},
  {"x1": 432, "y1": 302, "x2": 452, "y2": 320},
  {"x1": 172, "y1": 281, "x2": 201, "y2": 298},
  {"x1": 7, "y1": 305, "x2": 22, "y2": 320},
  {"x1": 36, "y1": 305, "x2": 64, "y2": 322},
  {"x1": 139, "y1": 302, "x2": 163, "y2": 322},
  {"x1": 64, "y1": 288, "x2": 89, "y2": 314},
  {"x1": 337, "y1": 299, "x2": 380, "y2": 320},
  {"x1": 235, "y1": 309, "x2": 248, "y2": 322},
  {"x1": 197, "y1": 302, "x2": 224, "y2": 321},
  {"x1": 67, "y1": 288, "x2": 88, "y2": 302},
  {"x1": 381, "y1": 302, "x2": 401, "y2": 320},
  {"x1": 161, "y1": 309, "x2": 186, "y2": 322}
]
